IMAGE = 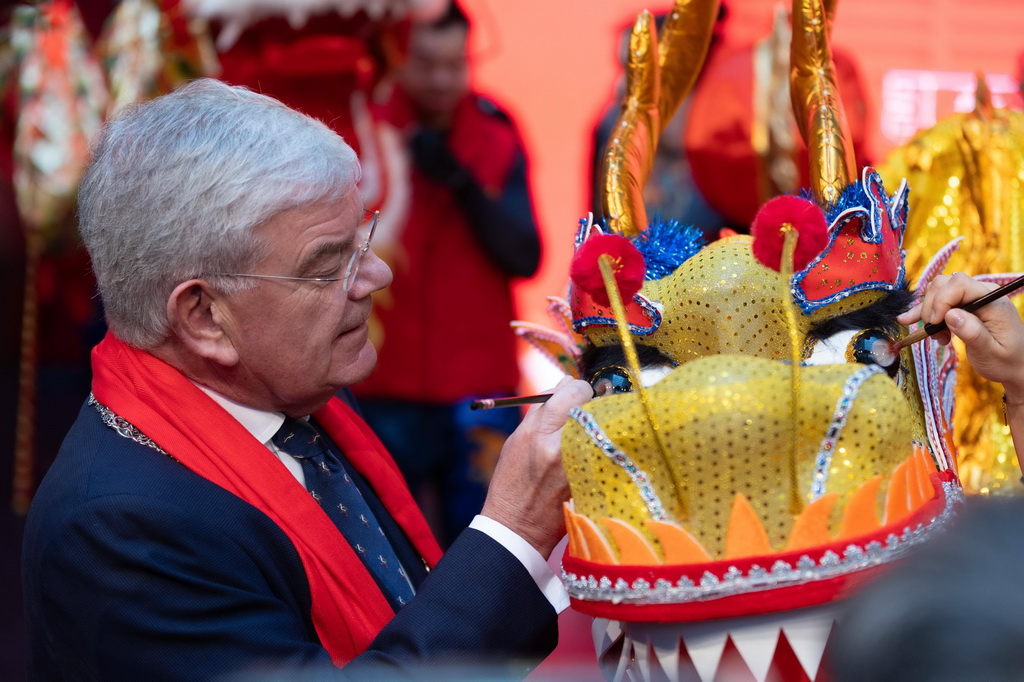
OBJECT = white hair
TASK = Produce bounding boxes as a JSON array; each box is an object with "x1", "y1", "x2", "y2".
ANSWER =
[{"x1": 78, "y1": 78, "x2": 360, "y2": 349}]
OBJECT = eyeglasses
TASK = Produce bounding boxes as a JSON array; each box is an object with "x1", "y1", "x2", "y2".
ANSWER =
[{"x1": 210, "y1": 208, "x2": 380, "y2": 292}]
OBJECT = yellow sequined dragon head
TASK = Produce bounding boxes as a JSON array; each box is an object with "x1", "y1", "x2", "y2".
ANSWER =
[{"x1": 514, "y1": 0, "x2": 963, "y2": 656}]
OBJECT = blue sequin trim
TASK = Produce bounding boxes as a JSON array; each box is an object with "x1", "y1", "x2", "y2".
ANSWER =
[
  {"x1": 574, "y1": 216, "x2": 593, "y2": 248},
  {"x1": 809, "y1": 364, "x2": 885, "y2": 500},
  {"x1": 572, "y1": 294, "x2": 663, "y2": 336},
  {"x1": 791, "y1": 168, "x2": 908, "y2": 315},
  {"x1": 790, "y1": 268, "x2": 907, "y2": 315}
]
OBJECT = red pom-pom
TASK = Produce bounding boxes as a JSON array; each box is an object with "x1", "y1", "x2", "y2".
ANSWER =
[
  {"x1": 750, "y1": 195, "x2": 829, "y2": 272},
  {"x1": 570, "y1": 234, "x2": 646, "y2": 307}
]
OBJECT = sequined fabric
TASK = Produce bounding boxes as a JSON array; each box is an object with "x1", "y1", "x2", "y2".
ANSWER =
[
  {"x1": 581, "y1": 237, "x2": 808, "y2": 362},
  {"x1": 564, "y1": 354, "x2": 914, "y2": 558},
  {"x1": 563, "y1": 227, "x2": 934, "y2": 559}
]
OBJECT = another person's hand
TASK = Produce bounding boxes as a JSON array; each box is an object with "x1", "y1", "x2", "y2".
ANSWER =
[
  {"x1": 481, "y1": 377, "x2": 593, "y2": 558},
  {"x1": 898, "y1": 273, "x2": 1024, "y2": 397},
  {"x1": 410, "y1": 129, "x2": 471, "y2": 188}
]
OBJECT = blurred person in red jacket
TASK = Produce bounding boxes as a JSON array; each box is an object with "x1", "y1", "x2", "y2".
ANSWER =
[{"x1": 353, "y1": 1, "x2": 541, "y2": 547}]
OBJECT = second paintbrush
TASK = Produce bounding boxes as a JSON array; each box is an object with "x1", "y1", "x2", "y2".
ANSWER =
[{"x1": 872, "y1": 274, "x2": 1024, "y2": 366}]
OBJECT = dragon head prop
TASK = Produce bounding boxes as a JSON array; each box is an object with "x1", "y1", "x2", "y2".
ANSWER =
[{"x1": 514, "y1": 0, "x2": 962, "y2": 678}]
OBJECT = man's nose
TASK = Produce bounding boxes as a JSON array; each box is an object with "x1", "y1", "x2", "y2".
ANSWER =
[{"x1": 350, "y1": 249, "x2": 392, "y2": 299}]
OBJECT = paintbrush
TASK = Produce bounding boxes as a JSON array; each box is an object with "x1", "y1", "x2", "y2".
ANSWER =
[
  {"x1": 872, "y1": 274, "x2": 1024, "y2": 366},
  {"x1": 469, "y1": 394, "x2": 555, "y2": 411},
  {"x1": 470, "y1": 383, "x2": 600, "y2": 411}
]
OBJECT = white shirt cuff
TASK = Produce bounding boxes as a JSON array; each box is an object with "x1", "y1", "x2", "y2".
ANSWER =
[{"x1": 469, "y1": 515, "x2": 570, "y2": 613}]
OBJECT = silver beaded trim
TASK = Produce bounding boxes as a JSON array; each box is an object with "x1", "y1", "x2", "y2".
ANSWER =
[
  {"x1": 562, "y1": 480, "x2": 961, "y2": 606},
  {"x1": 569, "y1": 406, "x2": 668, "y2": 521},
  {"x1": 89, "y1": 393, "x2": 172, "y2": 457},
  {"x1": 809, "y1": 364, "x2": 884, "y2": 500}
]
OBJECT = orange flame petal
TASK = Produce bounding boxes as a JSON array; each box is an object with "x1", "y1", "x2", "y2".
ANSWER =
[
  {"x1": 884, "y1": 458, "x2": 913, "y2": 524},
  {"x1": 838, "y1": 475, "x2": 883, "y2": 540},
  {"x1": 786, "y1": 493, "x2": 839, "y2": 552},
  {"x1": 602, "y1": 518, "x2": 662, "y2": 565},
  {"x1": 644, "y1": 519, "x2": 712, "y2": 564},
  {"x1": 563, "y1": 503, "x2": 587, "y2": 560},
  {"x1": 725, "y1": 494, "x2": 774, "y2": 559},
  {"x1": 575, "y1": 513, "x2": 619, "y2": 565}
]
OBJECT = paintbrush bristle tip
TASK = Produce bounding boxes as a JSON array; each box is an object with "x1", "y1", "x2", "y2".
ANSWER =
[{"x1": 870, "y1": 337, "x2": 899, "y2": 367}]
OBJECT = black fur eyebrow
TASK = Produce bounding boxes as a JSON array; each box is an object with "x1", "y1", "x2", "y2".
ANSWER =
[
  {"x1": 578, "y1": 286, "x2": 915, "y2": 376},
  {"x1": 580, "y1": 343, "x2": 677, "y2": 382},
  {"x1": 806, "y1": 284, "x2": 915, "y2": 342}
]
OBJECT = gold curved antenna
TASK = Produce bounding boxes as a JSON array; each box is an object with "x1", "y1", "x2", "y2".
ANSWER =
[
  {"x1": 656, "y1": 0, "x2": 722, "y2": 134},
  {"x1": 821, "y1": 0, "x2": 837, "y2": 37},
  {"x1": 601, "y1": 11, "x2": 658, "y2": 237},
  {"x1": 790, "y1": 0, "x2": 855, "y2": 206},
  {"x1": 601, "y1": 0, "x2": 720, "y2": 236}
]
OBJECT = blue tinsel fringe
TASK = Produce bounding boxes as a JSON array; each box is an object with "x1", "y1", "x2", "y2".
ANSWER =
[{"x1": 631, "y1": 216, "x2": 705, "y2": 281}]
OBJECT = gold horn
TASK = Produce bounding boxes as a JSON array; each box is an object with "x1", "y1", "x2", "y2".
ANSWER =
[
  {"x1": 790, "y1": 0, "x2": 855, "y2": 206},
  {"x1": 601, "y1": 0, "x2": 720, "y2": 236},
  {"x1": 821, "y1": 0, "x2": 837, "y2": 37},
  {"x1": 656, "y1": 0, "x2": 722, "y2": 132},
  {"x1": 601, "y1": 11, "x2": 658, "y2": 237}
]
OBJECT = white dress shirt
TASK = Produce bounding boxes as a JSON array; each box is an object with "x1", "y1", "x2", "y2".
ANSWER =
[{"x1": 197, "y1": 386, "x2": 569, "y2": 613}]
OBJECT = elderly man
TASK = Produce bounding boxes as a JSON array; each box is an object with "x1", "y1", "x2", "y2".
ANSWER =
[{"x1": 21, "y1": 79, "x2": 592, "y2": 680}]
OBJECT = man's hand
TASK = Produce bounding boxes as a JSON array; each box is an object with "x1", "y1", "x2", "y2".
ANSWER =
[
  {"x1": 898, "y1": 272, "x2": 1024, "y2": 397},
  {"x1": 481, "y1": 377, "x2": 593, "y2": 558}
]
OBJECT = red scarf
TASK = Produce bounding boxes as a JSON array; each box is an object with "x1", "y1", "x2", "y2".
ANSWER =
[{"x1": 90, "y1": 333, "x2": 443, "y2": 664}]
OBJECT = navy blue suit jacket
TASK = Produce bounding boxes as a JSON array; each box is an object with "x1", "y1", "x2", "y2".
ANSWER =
[{"x1": 22, "y1": 402, "x2": 557, "y2": 680}]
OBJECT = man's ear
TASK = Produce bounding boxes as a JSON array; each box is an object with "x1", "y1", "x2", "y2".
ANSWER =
[{"x1": 165, "y1": 279, "x2": 240, "y2": 367}]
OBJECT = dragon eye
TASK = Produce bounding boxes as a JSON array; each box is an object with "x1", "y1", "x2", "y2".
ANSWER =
[
  {"x1": 851, "y1": 330, "x2": 900, "y2": 378},
  {"x1": 590, "y1": 366, "x2": 634, "y2": 397}
]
